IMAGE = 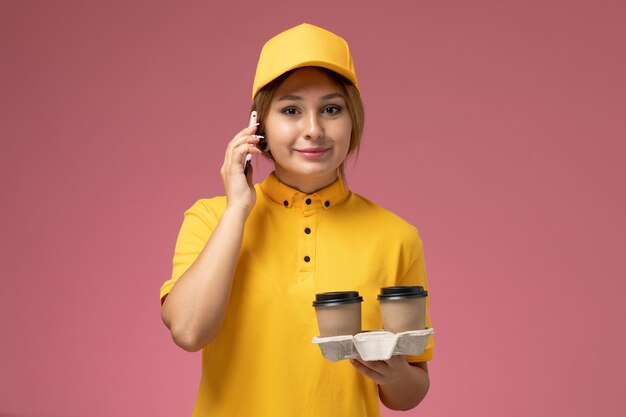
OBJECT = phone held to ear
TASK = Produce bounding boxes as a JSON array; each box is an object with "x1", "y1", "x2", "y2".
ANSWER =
[{"x1": 244, "y1": 111, "x2": 257, "y2": 176}]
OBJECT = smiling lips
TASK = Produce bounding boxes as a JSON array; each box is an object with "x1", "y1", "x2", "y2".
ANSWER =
[{"x1": 296, "y1": 147, "x2": 330, "y2": 159}]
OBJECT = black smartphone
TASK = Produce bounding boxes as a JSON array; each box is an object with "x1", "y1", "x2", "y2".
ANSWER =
[{"x1": 244, "y1": 111, "x2": 257, "y2": 176}]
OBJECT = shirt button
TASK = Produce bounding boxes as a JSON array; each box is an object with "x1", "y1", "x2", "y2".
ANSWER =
[
  {"x1": 304, "y1": 227, "x2": 311, "y2": 234},
  {"x1": 283, "y1": 200, "x2": 289, "y2": 207},
  {"x1": 324, "y1": 201, "x2": 330, "y2": 207},
  {"x1": 305, "y1": 198, "x2": 312, "y2": 205},
  {"x1": 304, "y1": 256, "x2": 311, "y2": 262}
]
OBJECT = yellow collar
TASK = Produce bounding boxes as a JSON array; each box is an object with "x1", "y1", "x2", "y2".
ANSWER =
[{"x1": 260, "y1": 172, "x2": 350, "y2": 209}]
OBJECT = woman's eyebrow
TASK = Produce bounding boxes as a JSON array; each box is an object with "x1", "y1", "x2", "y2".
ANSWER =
[
  {"x1": 320, "y1": 93, "x2": 344, "y2": 100},
  {"x1": 277, "y1": 94, "x2": 302, "y2": 102},
  {"x1": 276, "y1": 92, "x2": 345, "y2": 102}
]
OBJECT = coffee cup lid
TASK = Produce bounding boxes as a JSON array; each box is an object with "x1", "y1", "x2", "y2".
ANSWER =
[
  {"x1": 377, "y1": 286, "x2": 428, "y2": 300},
  {"x1": 313, "y1": 291, "x2": 363, "y2": 307}
]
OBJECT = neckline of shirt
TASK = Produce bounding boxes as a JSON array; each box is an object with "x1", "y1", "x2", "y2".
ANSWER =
[{"x1": 260, "y1": 172, "x2": 350, "y2": 209}]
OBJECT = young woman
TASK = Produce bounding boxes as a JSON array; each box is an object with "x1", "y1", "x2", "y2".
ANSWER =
[{"x1": 160, "y1": 23, "x2": 434, "y2": 416}]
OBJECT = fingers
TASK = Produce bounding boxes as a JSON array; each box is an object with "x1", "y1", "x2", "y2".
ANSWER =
[
  {"x1": 350, "y1": 359, "x2": 386, "y2": 381},
  {"x1": 222, "y1": 125, "x2": 263, "y2": 176},
  {"x1": 224, "y1": 126, "x2": 258, "y2": 162},
  {"x1": 352, "y1": 359, "x2": 388, "y2": 373},
  {"x1": 350, "y1": 356, "x2": 411, "y2": 386},
  {"x1": 350, "y1": 359, "x2": 387, "y2": 385}
]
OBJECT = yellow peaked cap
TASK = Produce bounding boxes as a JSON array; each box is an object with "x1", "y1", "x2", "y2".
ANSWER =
[{"x1": 252, "y1": 23, "x2": 359, "y2": 100}]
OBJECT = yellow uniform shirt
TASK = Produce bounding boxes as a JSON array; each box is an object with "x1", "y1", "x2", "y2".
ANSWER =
[{"x1": 160, "y1": 173, "x2": 434, "y2": 417}]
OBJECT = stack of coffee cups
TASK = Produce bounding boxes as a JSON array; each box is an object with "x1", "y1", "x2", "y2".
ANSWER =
[{"x1": 313, "y1": 286, "x2": 428, "y2": 337}]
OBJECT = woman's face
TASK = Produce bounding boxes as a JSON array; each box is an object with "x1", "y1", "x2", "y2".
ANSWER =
[{"x1": 264, "y1": 67, "x2": 352, "y2": 192}]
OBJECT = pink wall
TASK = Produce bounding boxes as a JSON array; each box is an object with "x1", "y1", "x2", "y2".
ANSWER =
[{"x1": 1, "y1": 1, "x2": 624, "y2": 416}]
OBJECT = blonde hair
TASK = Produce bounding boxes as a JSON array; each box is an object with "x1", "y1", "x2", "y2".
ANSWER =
[{"x1": 251, "y1": 67, "x2": 364, "y2": 179}]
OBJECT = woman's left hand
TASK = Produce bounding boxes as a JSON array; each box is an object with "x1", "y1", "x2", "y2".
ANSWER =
[
  {"x1": 349, "y1": 355, "x2": 410, "y2": 386},
  {"x1": 350, "y1": 356, "x2": 430, "y2": 410}
]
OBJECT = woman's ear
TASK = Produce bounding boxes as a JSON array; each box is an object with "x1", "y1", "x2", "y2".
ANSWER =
[{"x1": 259, "y1": 138, "x2": 273, "y2": 159}]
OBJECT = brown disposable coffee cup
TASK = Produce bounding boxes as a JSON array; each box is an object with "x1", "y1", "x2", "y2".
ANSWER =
[
  {"x1": 377, "y1": 286, "x2": 428, "y2": 333},
  {"x1": 313, "y1": 291, "x2": 363, "y2": 337}
]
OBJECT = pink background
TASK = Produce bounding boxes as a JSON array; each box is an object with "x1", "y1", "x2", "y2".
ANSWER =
[{"x1": 1, "y1": 1, "x2": 625, "y2": 416}]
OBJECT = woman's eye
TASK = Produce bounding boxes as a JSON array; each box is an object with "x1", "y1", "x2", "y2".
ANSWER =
[
  {"x1": 323, "y1": 105, "x2": 342, "y2": 115},
  {"x1": 282, "y1": 107, "x2": 299, "y2": 116}
]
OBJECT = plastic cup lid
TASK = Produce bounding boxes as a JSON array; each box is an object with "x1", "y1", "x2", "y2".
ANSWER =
[
  {"x1": 377, "y1": 286, "x2": 428, "y2": 300},
  {"x1": 313, "y1": 291, "x2": 363, "y2": 307}
]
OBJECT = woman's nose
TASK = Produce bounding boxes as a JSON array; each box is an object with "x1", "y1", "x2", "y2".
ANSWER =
[{"x1": 303, "y1": 113, "x2": 323, "y2": 140}]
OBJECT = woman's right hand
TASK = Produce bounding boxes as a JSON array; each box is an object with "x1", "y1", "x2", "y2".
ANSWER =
[{"x1": 220, "y1": 124, "x2": 263, "y2": 215}]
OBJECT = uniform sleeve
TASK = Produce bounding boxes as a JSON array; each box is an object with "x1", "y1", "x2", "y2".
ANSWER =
[
  {"x1": 396, "y1": 231, "x2": 434, "y2": 362},
  {"x1": 159, "y1": 199, "x2": 221, "y2": 304}
]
